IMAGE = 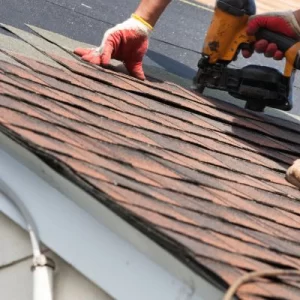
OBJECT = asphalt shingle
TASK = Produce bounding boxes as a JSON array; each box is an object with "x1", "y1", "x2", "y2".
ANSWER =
[{"x1": 1, "y1": 26, "x2": 300, "y2": 300}]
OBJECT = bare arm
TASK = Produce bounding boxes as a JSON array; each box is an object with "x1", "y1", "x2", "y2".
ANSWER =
[
  {"x1": 74, "y1": 0, "x2": 172, "y2": 79},
  {"x1": 134, "y1": 0, "x2": 172, "y2": 27},
  {"x1": 294, "y1": 10, "x2": 300, "y2": 25}
]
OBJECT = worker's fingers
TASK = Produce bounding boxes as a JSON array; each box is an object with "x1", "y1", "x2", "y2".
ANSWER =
[
  {"x1": 125, "y1": 61, "x2": 145, "y2": 80},
  {"x1": 100, "y1": 43, "x2": 114, "y2": 66},
  {"x1": 274, "y1": 50, "x2": 284, "y2": 60},
  {"x1": 82, "y1": 52, "x2": 97, "y2": 62},
  {"x1": 254, "y1": 39, "x2": 268, "y2": 53},
  {"x1": 74, "y1": 48, "x2": 93, "y2": 57},
  {"x1": 81, "y1": 51, "x2": 102, "y2": 65},
  {"x1": 247, "y1": 16, "x2": 267, "y2": 35},
  {"x1": 241, "y1": 49, "x2": 252, "y2": 58},
  {"x1": 89, "y1": 55, "x2": 102, "y2": 65},
  {"x1": 264, "y1": 43, "x2": 278, "y2": 57},
  {"x1": 74, "y1": 17, "x2": 150, "y2": 80}
]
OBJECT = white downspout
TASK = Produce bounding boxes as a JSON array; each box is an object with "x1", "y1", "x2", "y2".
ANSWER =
[
  {"x1": 0, "y1": 178, "x2": 55, "y2": 300},
  {"x1": 32, "y1": 254, "x2": 55, "y2": 300}
]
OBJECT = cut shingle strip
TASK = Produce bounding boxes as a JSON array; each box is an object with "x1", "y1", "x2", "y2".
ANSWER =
[
  {"x1": 152, "y1": 156, "x2": 282, "y2": 193},
  {"x1": 52, "y1": 153, "x2": 164, "y2": 188},
  {"x1": 0, "y1": 73, "x2": 43, "y2": 92},
  {"x1": 129, "y1": 92, "x2": 300, "y2": 156},
  {"x1": 121, "y1": 80, "x2": 300, "y2": 148},
  {"x1": 2, "y1": 55, "x2": 298, "y2": 168},
  {"x1": 191, "y1": 92, "x2": 300, "y2": 138},
  {"x1": 142, "y1": 179, "x2": 300, "y2": 231},
  {"x1": 0, "y1": 106, "x2": 181, "y2": 179},
  {"x1": 48, "y1": 53, "x2": 140, "y2": 92},
  {"x1": 121, "y1": 194, "x2": 300, "y2": 265},
  {"x1": 6, "y1": 116, "x2": 300, "y2": 296},
  {"x1": 64, "y1": 146, "x2": 300, "y2": 225},
  {"x1": 20, "y1": 23, "x2": 300, "y2": 139},
  {"x1": 259, "y1": 113, "x2": 300, "y2": 134},
  {"x1": 201, "y1": 116, "x2": 299, "y2": 158},
  {"x1": 239, "y1": 230, "x2": 300, "y2": 262},
  {"x1": 100, "y1": 184, "x2": 268, "y2": 247},
  {"x1": 0, "y1": 93, "x2": 294, "y2": 195},
  {"x1": 164, "y1": 230, "x2": 270, "y2": 271},
  {"x1": 2, "y1": 119, "x2": 300, "y2": 244},
  {"x1": 207, "y1": 151, "x2": 289, "y2": 185},
  {"x1": 0, "y1": 60, "x2": 49, "y2": 86},
  {"x1": 209, "y1": 232, "x2": 300, "y2": 267},
  {"x1": 2, "y1": 76, "x2": 291, "y2": 175},
  {"x1": 48, "y1": 134, "x2": 290, "y2": 204},
  {"x1": 0, "y1": 89, "x2": 217, "y2": 175},
  {"x1": 0, "y1": 65, "x2": 274, "y2": 158},
  {"x1": 14, "y1": 51, "x2": 300, "y2": 151},
  {"x1": 117, "y1": 202, "x2": 299, "y2": 270},
  {"x1": 100, "y1": 95, "x2": 300, "y2": 168},
  {"x1": 258, "y1": 180, "x2": 300, "y2": 199},
  {"x1": 0, "y1": 51, "x2": 29, "y2": 68},
  {"x1": 3, "y1": 51, "x2": 89, "y2": 88},
  {"x1": 195, "y1": 104, "x2": 300, "y2": 147},
  {"x1": 1, "y1": 86, "x2": 297, "y2": 193},
  {"x1": 47, "y1": 55, "x2": 300, "y2": 145},
  {"x1": 96, "y1": 180, "x2": 288, "y2": 253},
  {"x1": 7, "y1": 125, "x2": 298, "y2": 247}
]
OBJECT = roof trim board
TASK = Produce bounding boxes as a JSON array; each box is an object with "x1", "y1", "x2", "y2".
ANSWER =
[{"x1": 0, "y1": 131, "x2": 223, "y2": 300}]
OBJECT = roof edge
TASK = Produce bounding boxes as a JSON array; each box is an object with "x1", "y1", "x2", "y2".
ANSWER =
[{"x1": 0, "y1": 131, "x2": 223, "y2": 300}]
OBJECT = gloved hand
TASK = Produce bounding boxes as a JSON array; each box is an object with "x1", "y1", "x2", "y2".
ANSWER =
[
  {"x1": 242, "y1": 11, "x2": 300, "y2": 60},
  {"x1": 74, "y1": 14, "x2": 153, "y2": 80},
  {"x1": 286, "y1": 159, "x2": 300, "y2": 189}
]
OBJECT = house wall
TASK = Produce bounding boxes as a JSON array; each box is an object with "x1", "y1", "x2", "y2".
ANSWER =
[{"x1": 0, "y1": 213, "x2": 113, "y2": 300}]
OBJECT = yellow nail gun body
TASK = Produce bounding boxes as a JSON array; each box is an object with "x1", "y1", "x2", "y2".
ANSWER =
[{"x1": 194, "y1": 0, "x2": 300, "y2": 112}]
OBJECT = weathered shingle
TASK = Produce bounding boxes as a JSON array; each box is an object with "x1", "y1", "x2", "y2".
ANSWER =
[{"x1": 1, "y1": 27, "x2": 300, "y2": 300}]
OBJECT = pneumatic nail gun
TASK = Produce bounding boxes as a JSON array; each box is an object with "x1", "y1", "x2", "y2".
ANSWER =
[{"x1": 194, "y1": 0, "x2": 300, "y2": 112}]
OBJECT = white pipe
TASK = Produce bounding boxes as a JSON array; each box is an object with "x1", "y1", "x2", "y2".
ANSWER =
[
  {"x1": 32, "y1": 254, "x2": 55, "y2": 300},
  {"x1": 29, "y1": 229, "x2": 41, "y2": 258},
  {"x1": 0, "y1": 179, "x2": 55, "y2": 300}
]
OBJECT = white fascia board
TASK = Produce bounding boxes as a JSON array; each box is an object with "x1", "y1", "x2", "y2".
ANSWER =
[{"x1": 0, "y1": 132, "x2": 224, "y2": 300}]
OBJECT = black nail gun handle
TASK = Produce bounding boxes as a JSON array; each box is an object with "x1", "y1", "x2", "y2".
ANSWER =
[{"x1": 255, "y1": 29, "x2": 300, "y2": 69}]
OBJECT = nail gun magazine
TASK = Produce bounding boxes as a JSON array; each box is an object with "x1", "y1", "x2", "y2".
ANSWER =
[{"x1": 194, "y1": 0, "x2": 300, "y2": 112}]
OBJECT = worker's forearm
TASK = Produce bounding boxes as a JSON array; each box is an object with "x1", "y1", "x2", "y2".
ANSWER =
[
  {"x1": 294, "y1": 9, "x2": 300, "y2": 25},
  {"x1": 134, "y1": 0, "x2": 172, "y2": 27}
]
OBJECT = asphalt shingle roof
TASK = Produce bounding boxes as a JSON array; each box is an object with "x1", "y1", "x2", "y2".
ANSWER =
[{"x1": 1, "y1": 24, "x2": 300, "y2": 299}]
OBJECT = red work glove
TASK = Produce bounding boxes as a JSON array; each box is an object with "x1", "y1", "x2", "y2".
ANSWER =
[
  {"x1": 74, "y1": 15, "x2": 153, "y2": 80},
  {"x1": 242, "y1": 11, "x2": 300, "y2": 60}
]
